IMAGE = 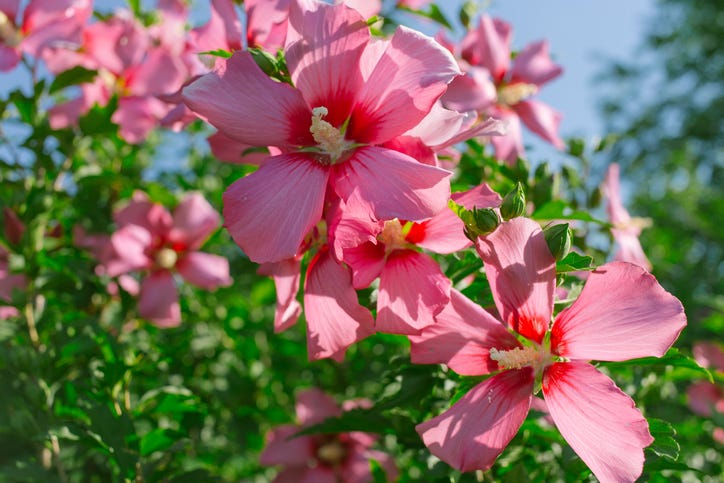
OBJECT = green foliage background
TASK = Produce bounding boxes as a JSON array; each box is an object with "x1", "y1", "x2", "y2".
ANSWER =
[{"x1": 0, "y1": 0, "x2": 721, "y2": 481}]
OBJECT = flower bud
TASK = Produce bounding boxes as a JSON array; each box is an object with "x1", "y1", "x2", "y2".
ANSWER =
[
  {"x1": 544, "y1": 223, "x2": 572, "y2": 261},
  {"x1": 500, "y1": 182, "x2": 526, "y2": 220},
  {"x1": 248, "y1": 48, "x2": 278, "y2": 78},
  {"x1": 463, "y1": 208, "x2": 500, "y2": 241}
]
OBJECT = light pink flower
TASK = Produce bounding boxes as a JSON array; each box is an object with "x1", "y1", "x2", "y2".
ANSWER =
[
  {"x1": 0, "y1": 0, "x2": 91, "y2": 71},
  {"x1": 46, "y1": 9, "x2": 188, "y2": 143},
  {"x1": 411, "y1": 217, "x2": 686, "y2": 481},
  {"x1": 183, "y1": 0, "x2": 460, "y2": 263},
  {"x1": 442, "y1": 14, "x2": 564, "y2": 164},
  {"x1": 603, "y1": 163, "x2": 652, "y2": 270},
  {"x1": 103, "y1": 192, "x2": 232, "y2": 327},
  {"x1": 341, "y1": 184, "x2": 501, "y2": 334},
  {"x1": 687, "y1": 342, "x2": 724, "y2": 443},
  {"x1": 260, "y1": 388, "x2": 397, "y2": 482}
]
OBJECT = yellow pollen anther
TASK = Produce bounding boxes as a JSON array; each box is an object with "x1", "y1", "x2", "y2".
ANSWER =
[
  {"x1": 0, "y1": 11, "x2": 21, "y2": 47},
  {"x1": 155, "y1": 247, "x2": 178, "y2": 270},
  {"x1": 497, "y1": 82, "x2": 539, "y2": 107},
  {"x1": 378, "y1": 219, "x2": 409, "y2": 250},
  {"x1": 310, "y1": 106, "x2": 349, "y2": 162},
  {"x1": 490, "y1": 345, "x2": 542, "y2": 370},
  {"x1": 317, "y1": 440, "x2": 346, "y2": 465}
]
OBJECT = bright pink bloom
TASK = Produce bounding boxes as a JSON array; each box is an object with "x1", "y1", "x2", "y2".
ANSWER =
[
  {"x1": 0, "y1": 0, "x2": 90, "y2": 71},
  {"x1": 411, "y1": 217, "x2": 686, "y2": 481},
  {"x1": 46, "y1": 9, "x2": 189, "y2": 143},
  {"x1": 103, "y1": 192, "x2": 232, "y2": 327},
  {"x1": 183, "y1": 0, "x2": 460, "y2": 263},
  {"x1": 442, "y1": 15, "x2": 564, "y2": 164},
  {"x1": 687, "y1": 342, "x2": 724, "y2": 443},
  {"x1": 259, "y1": 203, "x2": 375, "y2": 361},
  {"x1": 260, "y1": 388, "x2": 397, "y2": 482},
  {"x1": 341, "y1": 184, "x2": 501, "y2": 334},
  {"x1": 603, "y1": 163, "x2": 652, "y2": 270}
]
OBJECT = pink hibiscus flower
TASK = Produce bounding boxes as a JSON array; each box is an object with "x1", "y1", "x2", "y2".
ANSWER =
[
  {"x1": 46, "y1": 8, "x2": 189, "y2": 143},
  {"x1": 341, "y1": 184, "x2": 501, "y2": 334},
  {"x1": 103, "y1": 192, "x2": 232, "y2": 328},
  {"x1": 687, "y1": 342, "x2": 724, "y2": 444},
  {"x1": 260, "y1": 388, "x2": 397, "y2": 482},
  {"x1": 0, "y1": 0, "x2": 90, "y2": 71},
  {"x1": 259, "y1": 200, "x2": 375, "y2": 361},
  {"x1": 603, "y1": 163, "x2": 652, "y2": 270},
  {"x1": 183, "y1": 0, "x2": 460, "y2": 263},
  {"x1": 442, "y1": 14, "x2": 564, "y2": 164},
  {"x1": 410, "y1": 217, "x2": 686, "y2": 481}
]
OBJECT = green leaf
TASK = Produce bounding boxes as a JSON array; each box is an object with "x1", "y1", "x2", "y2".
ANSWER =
[
  {"x1": 10, "y1": 91, "x2": 34, "y2": 124},
  {"x1": 198, "y1": 49, "x2": 233, "y2": 59},
  {"x1": 646, "y1": 418, "x2": 679, "y2": 460},
  {"x1": 296, "y1": 408, "x2": 389, "y2": 436},
  {"x1": 556, "y1": 252, "x2": 594, "y2": 272},
  {"x1": 140, "y1": 428, "x2": 183, "y2": 456},
  {"x1": 532, "y1": 200, "x2": 605, "y2": 224},
  {"x1": 599, "y1": 348, "x2": 713, "y2": 382},
  {"x1": 49, "y1": 66, "x2": 98, "y2": 94}
]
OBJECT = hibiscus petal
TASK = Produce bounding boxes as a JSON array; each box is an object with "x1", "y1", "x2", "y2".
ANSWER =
[
  {"x1": 303, "y1": 249, "x2": 375, "y2": 361},
  {"x1": 612, "y1": 229, "x2": 652, "y2": 271},
  {"x1": 603, "y1": 163, "x2": 631, "y2": 225},
  {"x1": 112, "y1": 96, "x2": 171, "y2": 144},
  {"x1": 512, "y1": 99, "x2": 565, "y2": 149},
  {"x1": 125, "y1": 46, "x2": 187, "y2": 97},
  {"x1": 476, "y1": 217, "x2": 556, "y2": 343},
  {"x1": 175, "y1": 252, "x2": 231, "y2": 290},
  {"x1": 551, "y1": 262, "x2": 686, "y2": 361},
  {"x1": 333, "y1": 146, "x2": 451, "y2": 223},
  {"x1": 259, "y1": 425, "x2": 315, "y2": 467},
  {"x1": 285, "y1": 0, "x2": 367, "y2": 126},
  {"x1": 0, "y1": 45, "x2": 21, "y2": 72},
  {"x1": 207, "y1": 131, "x2": 269, "y2": 165},
  {"x1": 113, "y1": 191, "x2": 173, "y2": 234},
  {"x1": 489, "y1": 108, "x2": 525, "y2": 165},
  {"x1": 296, "y1": 387, "x2": 342, "y2": 426},
  {"x1": 105, "y1": 224, "x2": 153, "y2": 277},
  {"x1": 342, "y1": 241, "x2": 386, "y2": 290},
  {"x1": 349, "y1": 26, "x2": 460, "y2": 144},
  {"x1": 169, "y1": 192, "x2": 221, "y2": 250},
  {"x1": 409, "y1": 289, "x2": 520, "y2": 376},
  {"x1": 223, "y1": 154, "x2": 329, "y2": 263},
  {"x1": 189, "y1": 0, "x2": 242, "y2": 52},
  {"x1": 441, "y1": 67, "x2": 497, "y2": 114},
  {"x1": 542, "y1": 361, "x2": 653, "y2": 483},
  {"x1": 461, "y1": 15, "x2": 511, "y2": 82},
  {"x1": 0, "y1": 1, "x2": 20, "y2": 20},
  {"x1": 182, "y1": 51, "x2": 312, "y2": 147},
  {"x1": 416, "y1": 368, "x2": 533, "y2": 472},
  {"x1": 138, "y1": 271, "x2": 181, "y2": 328},
  {"x1": 326, "y1": 196, "x2": 381, "y2": 263},
  {"x1": 510, "y1": 40, "x2": 563, "y2": 86},
  {"x1": 258, "y1": 257, "x2": 302, "y2": 333},
  {"x1": 376, "y1": 250, "x2": 450, "y2": 334}
]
